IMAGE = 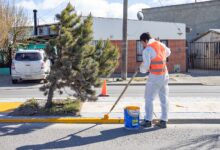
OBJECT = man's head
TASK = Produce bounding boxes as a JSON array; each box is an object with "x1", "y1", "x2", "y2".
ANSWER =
[{"x1": 140, "y1": 32, "x2": 151, "y2": 48}]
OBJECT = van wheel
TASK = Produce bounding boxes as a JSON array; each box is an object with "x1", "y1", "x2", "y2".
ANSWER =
[
  {"x1": 42, "y1": 79, "x2": 48, "y2": 84},
  {"x1": 12, "y1": 79, "x2": 18, "y2": 84}
]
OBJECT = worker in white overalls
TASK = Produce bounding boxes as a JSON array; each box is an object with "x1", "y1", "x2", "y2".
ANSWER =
[{"x1": 139, "y1": 32, "x2": 171, "y2": 128}]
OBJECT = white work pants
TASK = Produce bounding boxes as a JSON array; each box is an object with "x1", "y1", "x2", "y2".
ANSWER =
[{"x1": 144, "y1": 74, "x2": 169, "y2": 121}]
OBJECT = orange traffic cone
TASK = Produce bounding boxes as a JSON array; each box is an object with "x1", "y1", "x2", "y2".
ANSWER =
[{"x1": 99, "y1": 80, "x2": 109, "y2": 97}]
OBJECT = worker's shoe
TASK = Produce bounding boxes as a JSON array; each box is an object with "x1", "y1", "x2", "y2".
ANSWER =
[
  {"x1": 155, "y1": 120, "x2": 167, "y2": 128},
  {"x1": 140, "y1": 120, "x2": 152, "y2": 128}
]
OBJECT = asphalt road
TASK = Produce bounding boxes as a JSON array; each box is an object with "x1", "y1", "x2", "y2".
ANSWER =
[
  {"x1": 0, "y1": 84, "x2": 220, "y2": 99},
  {"x1": 0, "y1": 123, "x2": 219, "y2": 150}
]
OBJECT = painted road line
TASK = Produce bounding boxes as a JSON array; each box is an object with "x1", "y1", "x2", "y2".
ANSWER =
[{"x1": 0, "y1": 102, "x2": 22, "y2": 113}]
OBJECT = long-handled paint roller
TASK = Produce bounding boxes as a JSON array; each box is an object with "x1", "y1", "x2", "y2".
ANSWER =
[
  {"x1": 103, "y1": 68, "x2": 158, "y2": 121},
  {"x1": 103, "y1": 68, "x2": 139, "y2": 120}
]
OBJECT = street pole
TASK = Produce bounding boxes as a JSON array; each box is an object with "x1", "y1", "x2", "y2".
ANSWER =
[{"x1": 121, "y1": 0, "x2": 128, "y2": 80}]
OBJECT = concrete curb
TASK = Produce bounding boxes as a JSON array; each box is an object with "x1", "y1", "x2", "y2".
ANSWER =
[
  {"x1": 0, "y1": 117, "x2": 219, "y2": 124},
  {"x1": 168, "y1": 119, "x2": 220, "y2": 124},
  {"x1": 0, "y1": 117, "x2": 123, "y2": 124},
  {"x1": 107, "y1": 83, "x2": 204, "y2": 86}
]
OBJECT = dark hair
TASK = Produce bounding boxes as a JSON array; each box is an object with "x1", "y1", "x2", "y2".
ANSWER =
[{"x1": 140, "y1": 32, "x2": 151, "y2": 42}]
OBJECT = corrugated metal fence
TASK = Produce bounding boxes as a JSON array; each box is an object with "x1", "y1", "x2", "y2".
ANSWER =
[{"x1": 189, "y1": 42, "x2": 220, "y2": 70}]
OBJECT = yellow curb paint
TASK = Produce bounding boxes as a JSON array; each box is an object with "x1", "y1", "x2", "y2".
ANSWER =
[
  {"x1": 0, "y1": 118, "x2": 124, "y2": 124},
  {"x1": 0, "y1": 102, "x2": 22, "y2": 113}
]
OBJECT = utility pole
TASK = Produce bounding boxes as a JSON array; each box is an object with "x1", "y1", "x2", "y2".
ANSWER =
[
  {"x1": 121, "y1": 0, "x2": 128, "y2": 80},
  {"x1": 33, "y1": 9, "x2": 38, "y2": 36}
]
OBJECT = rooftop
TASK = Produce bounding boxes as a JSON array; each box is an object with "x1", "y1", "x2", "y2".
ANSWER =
[{"x1": 142, "y1": 0, "x2": 219, "y2": 11}]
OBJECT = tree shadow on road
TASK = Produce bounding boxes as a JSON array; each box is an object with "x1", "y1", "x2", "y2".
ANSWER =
[
  {"x1": 0, "y1": 75, "x2": 42, "y2": 88},
  {"x1": 16, "y1": 125, "x2": 161, "y2": 150},
  {"x1": 162, "y1": 134, "x2": 220, "y2": 150},
  {"x1": 0, "y1": 123, "x2": 51, "y2": 136}
]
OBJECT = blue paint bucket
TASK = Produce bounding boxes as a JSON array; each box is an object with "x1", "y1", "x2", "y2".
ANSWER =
[{"x1": 124, "y1": 106, "x2": 140, "y2": 130}]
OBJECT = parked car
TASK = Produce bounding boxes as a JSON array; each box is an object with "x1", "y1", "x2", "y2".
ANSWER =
[{"x1": 11, "y1": 49, "x2": 51, "y2": 84}]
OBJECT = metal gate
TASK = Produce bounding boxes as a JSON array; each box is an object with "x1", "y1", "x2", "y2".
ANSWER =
[{"x1": 189, "y1": 42, "x2": 220, "y2": 70}]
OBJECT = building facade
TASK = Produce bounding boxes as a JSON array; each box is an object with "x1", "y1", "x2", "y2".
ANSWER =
[
  {"x1": 142, "y1": 0, "x2": 220, "y2": 42},
  {"x1": 189, "y1": 29, "x2": 220, "y2": 70},
  {"x1": 92, "y1": 18, "x2": 186, "y2": 73},
  {"x1": 27, "y1": 17, "x2": 187, "y2": 73}
]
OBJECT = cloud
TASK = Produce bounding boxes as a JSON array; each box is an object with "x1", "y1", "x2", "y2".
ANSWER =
[
  {"x1": 70, "y1": 0, "x2": 149, "y2": 19},
  {"x1": 16, "y1": 0, "x2": 66, "y2": 10},
  {"x1": 16, "y1": 0, "x2": 37, "y2": 10},
  {"x1": 128, "y1": 3, "x2": 150, "y2": 19},
  {"x1": 16, "y1": 0, "x2": 211, "y2": 24}
]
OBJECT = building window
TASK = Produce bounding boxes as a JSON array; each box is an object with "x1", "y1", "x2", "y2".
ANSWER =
[
  {"x1": 92, "y1": 40, "x2": 107, "y2": 46},
  {"x1": 39, "y1": 28, "x2": 43, "y2": 35},
  {"x1": 48, "y1": 27, "x2": 50, "y2": 35},
  {"x1": 215, "y1": 42, "x2": 220, "y2": 55},
  {"x1": 136, "y1": 40, "x2": 144, "y2": 62},
  {"x1": 136, "y1": 40, "x2": 168, "y2": 62},
  {"x1": 92, "y1": 40, "x2": 99, "y2": 46},
  {"x1": 161, "y1": 40, "x2": 168, "y2": 46}
]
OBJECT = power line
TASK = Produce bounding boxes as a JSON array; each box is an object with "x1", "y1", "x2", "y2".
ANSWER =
[
  {"x1": 158, "y1": 0, "x2": 164, "y2": 6},
  {"x1": 36, "y1": 0, "x2": 68, "y2": 25},
  {"x1": 38, "y1": 16, "x2": 48, "y2": 25}
]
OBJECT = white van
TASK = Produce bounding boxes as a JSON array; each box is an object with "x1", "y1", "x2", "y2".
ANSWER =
[{"x1": 11, "y1": 50, "x2": 51, "y2": 84}]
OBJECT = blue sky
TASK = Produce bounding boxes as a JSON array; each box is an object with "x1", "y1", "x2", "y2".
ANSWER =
[{"x1": 12, "y1": 0, "x2": 210, "y2": 25}]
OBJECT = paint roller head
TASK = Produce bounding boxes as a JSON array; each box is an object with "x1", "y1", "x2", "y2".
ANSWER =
[{"x1": 103, "y1": 114, "x2": 109, "y2": 120}]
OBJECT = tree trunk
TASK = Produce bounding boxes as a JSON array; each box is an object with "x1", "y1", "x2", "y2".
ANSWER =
[
  {"x1": 45, "y1": 81, "x2": 56, "y2": 108},
  {"x1": 8, "y1": 46, "x2": 12, "y2": 75}
]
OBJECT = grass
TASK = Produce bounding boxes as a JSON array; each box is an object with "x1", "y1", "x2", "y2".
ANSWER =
[
  {"x1": 11, "y1": 98, "x2": 82, "y2": 116},
  {"x1": 46, "y1": 99, "x2": 81, "y2": 115}
]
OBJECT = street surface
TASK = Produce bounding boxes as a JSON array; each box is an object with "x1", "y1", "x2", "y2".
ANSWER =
[
  {"x1": 0, "y1": 123, "x2": 219, "y2": 150},
  {"x1": 1, "y1": 84, "x2": 220, "y2": 99}
]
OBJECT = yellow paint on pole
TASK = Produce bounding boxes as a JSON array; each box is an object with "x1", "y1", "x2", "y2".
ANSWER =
[{"x1": 0, "y1": 102, "x2": 22, "y2": 113}]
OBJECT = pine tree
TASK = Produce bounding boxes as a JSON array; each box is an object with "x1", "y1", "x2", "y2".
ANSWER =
[{"x1": 40, "y1": 3, "x2": 119, "y2": 108}]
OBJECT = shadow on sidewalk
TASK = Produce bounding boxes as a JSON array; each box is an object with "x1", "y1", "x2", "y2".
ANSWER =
[{"x1": 16, "y1": 125, "x2": 160, "y2": 150}]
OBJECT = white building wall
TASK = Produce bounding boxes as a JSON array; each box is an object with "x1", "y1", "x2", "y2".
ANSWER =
[
  {"x1": 92, "y1": 17, "x2": 186, "y2": 40},
  {"x1": 30, "y1": 17, "x2": 186, "y2": 40}
]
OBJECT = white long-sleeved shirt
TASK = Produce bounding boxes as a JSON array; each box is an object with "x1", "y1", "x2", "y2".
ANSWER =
[{"x1": 140, "y1": 39, "x2": 171, "y2": 74}]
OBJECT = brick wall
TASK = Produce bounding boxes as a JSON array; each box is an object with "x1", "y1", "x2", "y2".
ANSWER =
[
  {"x1": 111, "y1": 40, "x2": 186, "y2": 73},
  {"x1": 167, "y1": 40, "x2": 186, "y2": 73}
]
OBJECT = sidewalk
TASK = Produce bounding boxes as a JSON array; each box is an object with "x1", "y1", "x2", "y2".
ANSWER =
[
  {"x1": 81, "y1": 97, "x2": 220, "y2": 120},
  {"x1": 107, "y1": 70, "x2": 220, "y2": 86},
  {"x1": 107, "y1": 77, "x2": 203, "y2": 86},
  {"x1": 0, "y1": 97, "x2": 220, "y2": 123}
]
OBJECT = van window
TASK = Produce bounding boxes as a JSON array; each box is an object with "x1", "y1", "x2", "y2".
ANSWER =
[{"x1": 15, "y1": 53, "x2": 42, "y2": 61}]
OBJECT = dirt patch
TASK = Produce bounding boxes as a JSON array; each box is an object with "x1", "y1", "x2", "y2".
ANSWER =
[{"x1": 10, "y1": 98, "x2": 82, "y2": 116}]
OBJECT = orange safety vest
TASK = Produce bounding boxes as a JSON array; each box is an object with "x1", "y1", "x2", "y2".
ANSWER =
[{"x1": 148, "y1": 41, "x2": 167, "y2": 75}]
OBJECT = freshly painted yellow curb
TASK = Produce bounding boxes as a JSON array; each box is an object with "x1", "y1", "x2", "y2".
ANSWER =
[
  {"x1": 0, "y1": 118, "x2": 124, "y2": 124},
  {"x1": 0, "y1": 102, "x2": 22, "y2": 113}
]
